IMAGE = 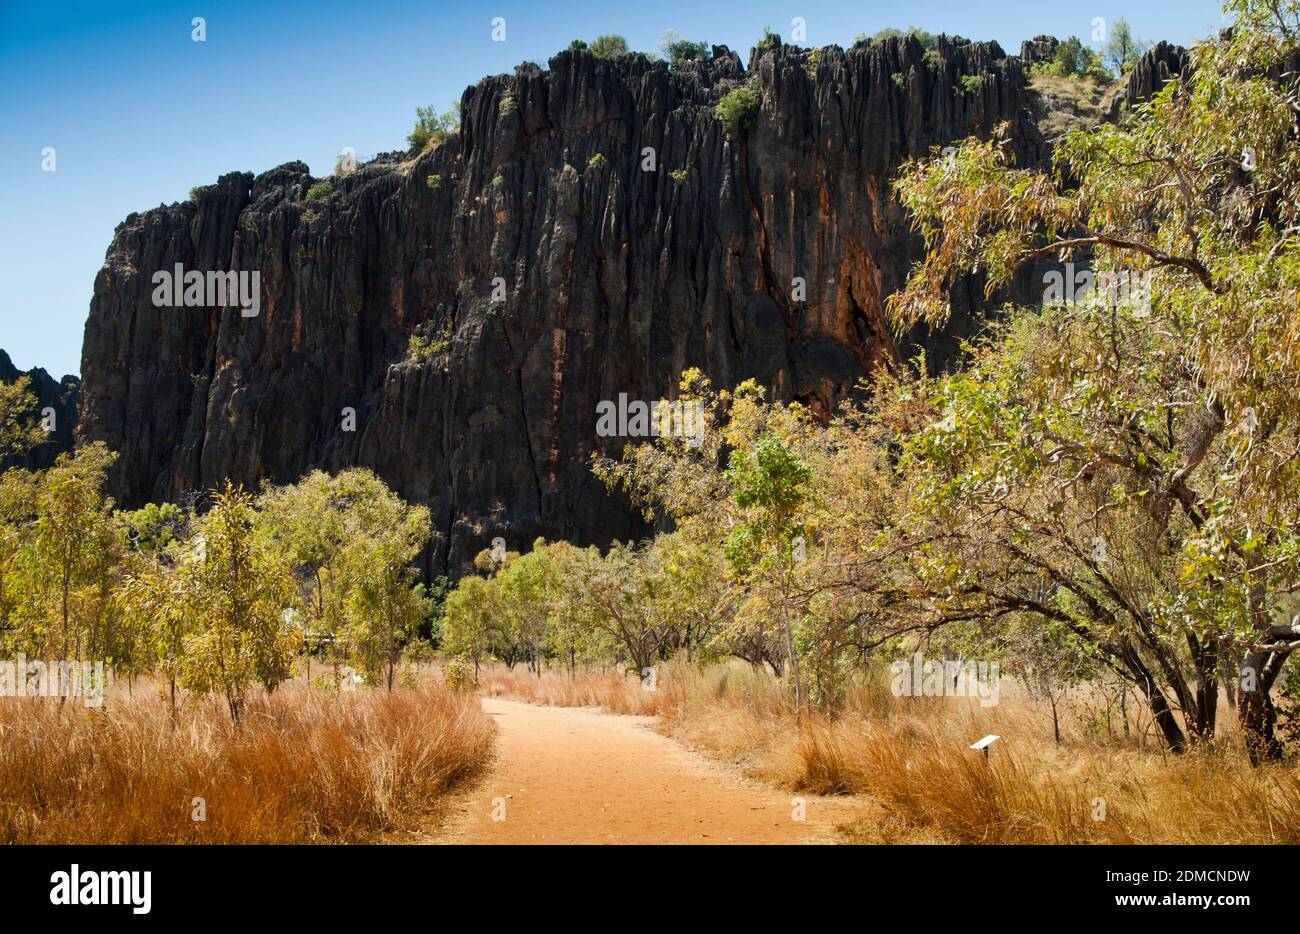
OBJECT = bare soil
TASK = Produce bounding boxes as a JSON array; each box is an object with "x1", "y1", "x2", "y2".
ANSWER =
[{"x1": 432, "y1": 698, "x2": 868, "y2": 844}]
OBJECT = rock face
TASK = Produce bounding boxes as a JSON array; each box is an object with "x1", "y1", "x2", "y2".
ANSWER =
[
  {"x1": 78, "y1": 35, "x2": 1046, "y2": 576},
  {"x1": 1104, "y1": 41, "x2": 1190, "y2": 119},
  {"x1": 1019, "y1": 36, "x2": 1059, "y2": 66},
  {"x1": 0, "y1": 350, "x2": 79, "y2": 472}
]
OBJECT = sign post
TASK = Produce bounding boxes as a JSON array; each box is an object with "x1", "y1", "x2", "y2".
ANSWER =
[{"x1": 969, "y1": 734, "x2": 1001, "y2": 761}]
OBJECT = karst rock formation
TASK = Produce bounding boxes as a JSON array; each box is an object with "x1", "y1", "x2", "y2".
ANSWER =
[{"x1": 72, "y1": 35, "x2": 1181, "y2": 575}]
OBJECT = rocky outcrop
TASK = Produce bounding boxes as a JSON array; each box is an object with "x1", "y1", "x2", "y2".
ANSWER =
[
  {"x1": 78, "y1": 35, "x2": 1046, "y2": 576},
  {"x1": 1019, "y1": 36, "x2": 1059, "y2": 66},
  {"x1": 1104, "y1": 40, "x2": 1189, "y2": 119},
  {"x1": 0, "y1": 350, "x2": 79, "y2": 471}
]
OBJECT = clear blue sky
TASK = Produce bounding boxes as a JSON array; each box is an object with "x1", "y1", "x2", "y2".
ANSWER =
[{"x1": 0, "y1": 0, "x2": 1226, "y2": 378}]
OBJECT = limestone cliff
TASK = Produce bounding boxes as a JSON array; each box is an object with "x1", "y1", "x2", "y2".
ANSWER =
[{"x1": 77, "y1": 34, "x2": 1046, "y2": 574}]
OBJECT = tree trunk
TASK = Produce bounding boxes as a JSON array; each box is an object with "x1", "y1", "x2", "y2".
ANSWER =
[
  {"x1": 1116, "y1": 645, "x2": 1186, "y2": 752},
  {"x1": 1146, "y1": 687, "x2": 1186, "y2": 752},
  {"x1": 1240, "y1": 558, "x2": 1285, "y2": 763},
  {"x1": 1239, "y1": 650, "x2": 1285, "y2": 764},
  {"x1": 780, "y1": 603, "x2": 803, "y2": 727},
  {"x1": 1186, "y1": 634, "x2": 1218, "y2": 742},
  {"x1": 1221, "y1": 648, "x2": 1238, "y2": 710}
]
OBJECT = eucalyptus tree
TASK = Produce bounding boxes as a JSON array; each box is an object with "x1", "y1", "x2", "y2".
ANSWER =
[{"x1": 886, "y1": 0, "x2": 1300, "y2": 759}]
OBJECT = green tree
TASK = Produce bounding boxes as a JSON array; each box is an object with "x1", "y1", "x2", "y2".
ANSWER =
[
  {"x1": 0, "y1": 468, "x2": 35, "y2": 654},
  {"x1": 180, "y1": 482, "x2": 298, "y2": 722},
  {"x1": 422, "y1": 573, "x2": 451, "y2": 646},
  {"x1": 496, "y1": 540, "x2": 558, "y2": 674},
  {"x1": 23, "y1": 444, "x2": 120, "y2": 662},
  {"x1": 1103, "y1": 18, "x2": 1148, "y2": 74},
  {"x1": 1041, "y1": 36, "x2": 1110, "y2": 80},
  {"x1": 579, "y1": 542, "x2": 669, "y2": 674},
  {"x1": 443, "y1": 574, "x2": 500, "y2": 678},
  {"x1": 334, "y1": 473, "x2": 431, "y2": 690},
  {"x1": 115, "y1": 551, "x2": 193, "y2": 718},
  {"x1": 257, "y1": 468, "x2": 432, "y2": 689},
  {"x1": 888, "y1": 1, "x2": 1300, "y2": 760},
  {"x1": 652, "y1": 531, "x2": 733, "y2": 662},
  {"x1": 595, "y1": 371, "x2": 815, "y2": 675},
  {"x1": 0, "y1": 376, "x2": 45, "y2": 463},
  {"x1": 542, "y1": 543, "x2": 607, "y2": 675},
  {"x1": 256, "y1": 471, "x2": 352, "y2": 680},
  {"x1": 724, "y1": 433, "x2": 813, "y2": 720}
]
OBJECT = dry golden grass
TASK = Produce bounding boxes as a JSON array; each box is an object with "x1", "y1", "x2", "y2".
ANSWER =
[
  {"x1": 478, "y1": 665, "x2": 670, "y2": 715},
  {"x1": 1029, "y1": 71, "x2": 1112, "y2": 138},
  {"x1": 483, "y1": 658, "x2": 1300, "y2": 844},
  {"x1": 0, "y1": 678, "x2": 495, "y2": 843},
  {"x1": 666, "y1": 665, "x2": 1300, "y2": 844}
]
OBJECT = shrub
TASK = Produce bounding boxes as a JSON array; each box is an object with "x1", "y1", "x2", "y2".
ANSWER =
[
  {"x1": 661, "y1": 32, "x2": 709, "y2": 68},
  {"x1": 589, "y1": 34, "x2": 629, "y2": 58},
  {"x1": 333, "y1": 151, "x2": 358, "y2": 176},
  {"x1": 715, "y1": 87, "x2": 761, "y2": 139},
  {"x1": 859, "y1": 26, "x2": 939, "y2": 49},
  {"x1": 188, "y1": 186, "x2": 202, "y2": 203},
  {"x1": 441, "y1": 657, "x2": 476, "y2": 691},
  {"x1": 959, "y1": 74, "x2": 985, "y2": 95},
  {"x1": 305, "y1": 182, "x2": 334, "y2": 203},
  {"x1": 409, "y1": 319, "x2": 453, "y2": 362},
  {"x1": 1040, "y1": 36, "x2": 1111, "y2": 81},
  {"x1": 119, "y1": 501, "x2": 188, "y2": 552},
  {"x1": 891, "y1": 71, "x2": 907, "y2": 90},
  {"x1": 409, "y1": 330, "x2": 448, "y2": 362},
  {"x1": 567, "y1": 39, "x2": 588, "y2": 52},
  {"x1": 756, "y1": 26, "x2": 780, "y2": 51},
  {"x1": 499, "y1": 95, "x2": 517, "y2": 117},
  {"x1": 408, "y1": 332, "x2": 433, "y2": 362},
  {"x1": 587, "y1": 153, "x2": 608, "y2": 170},
  {"x1": 407, "y1": 105, "x2": 458, "y2": 151},
  {"x1": 669, "y1": 168, "x2": 688, "y2": 183},
  {"x1": 491, "y1": 173, "x2": 504, "y2": 189},
  {"x1": 426, "y1": 174, "x2": 443, "y2": 189}
]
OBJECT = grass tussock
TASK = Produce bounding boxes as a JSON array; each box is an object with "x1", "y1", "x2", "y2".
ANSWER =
[
  {"x1": 0, "y1": 679, "x2": 495, "y2": 843},
  {"x1": 495, "y1": 659, "x2": 1300, "y2": 844}
]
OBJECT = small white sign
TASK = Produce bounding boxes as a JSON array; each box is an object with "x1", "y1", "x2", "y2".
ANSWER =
[{"x1": 969, "y1": 734, "x2": 1000, "y2": 751}]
